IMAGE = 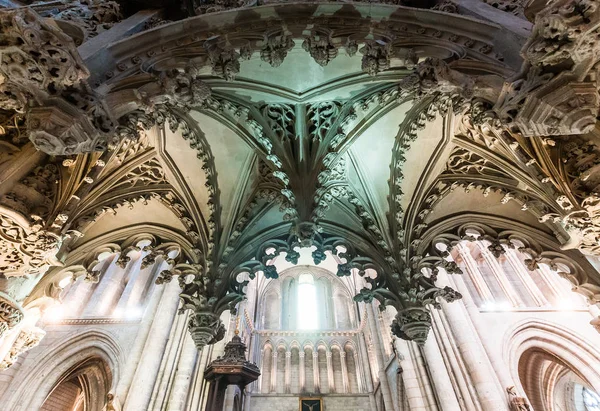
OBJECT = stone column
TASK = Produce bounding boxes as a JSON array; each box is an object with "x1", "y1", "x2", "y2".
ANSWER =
[
  {"x1": 340, "y1": 351, "x2": 349, "y2": 393},
  {"x1": 122, "y1": 279, "x2": 181, "y2": 411},
  {"x1": 395, "y1": 339, "x2": 428, "y2": 411},
  {"x1": 357, "y1": 334, "x2": 377, "y2": 410},
  {"x1": 354, "y1": 352, "x2": 364, "y2": 392},
  {"x1": 430, "y1": 308, "x2": 478, "y2": 410},
  {"x1": 116, "y1": 279, "x2": 165, "y2": 402},
  {"x1": 116, "y1": 258, "x2": 161, "y2": 312},
  {"x1": 313, "y1": 352, "x2": 320, "y2": 393},
  {"x1": 271, "y1": 351, "x2": 277, "y2": 393},
  {"x1": 258, "y1": 349, "x2": 265, "y2": 393},
  {"x1": 477, "y1": 242, "x2": 523, "y2": 307},
  {"x1": 285, "y1": 350, "x2": 291, "y2": 393},
  {"x1": 82, "y1": 254, "x2": 122, "y2": 316},
  {"x1": 166, "y1": 332, "x2": 198, "y2": 411},
  {"x1": 439, "y1": 271, "x2": 508, "y2": 411},
  {"x1": 299, "y1": 351, "x2": 306, "y2": 392},
  {"x1": 357, "y1": 333, "x2": 373, "y2": 392},
  {"x1": 63, "y1": 276, "x2": 94, "y2": 316},
  {"x1": 505, "y1": 249, "x2": 549, "y2": 306},
  {"x1": 457, "y1": 243, "x2": 495, "y2": 303},
  {"x1": 421, "y1": 329, "x2": 461, "y2": 410},
  {"x1": 366, "y1": 304, "x2": 394, "y2": 411},
  {"x1": 538, "y1": 263, "x2": 574, "y2": 302},
  {"x1": 326, "y1": 351, "x2": 335, "y2": 393}
]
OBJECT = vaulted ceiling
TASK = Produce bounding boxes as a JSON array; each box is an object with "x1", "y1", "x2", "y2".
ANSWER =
[{"x1": 2, "y1": 0, "x2": 600, "y2": 350}]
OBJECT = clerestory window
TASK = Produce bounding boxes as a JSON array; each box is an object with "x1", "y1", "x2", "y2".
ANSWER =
[{"x1": 297, "y1": 273, "x2": 318, "y2": 330}]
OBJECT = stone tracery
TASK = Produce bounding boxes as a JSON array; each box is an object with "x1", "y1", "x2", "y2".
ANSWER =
[{"x1": 0, "y1": 0, "x2": 600, "y2": 409}]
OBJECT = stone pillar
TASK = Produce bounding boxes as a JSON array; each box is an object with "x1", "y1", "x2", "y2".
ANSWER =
[
  {"x1": 63, "y1": 276, "x2": 94, "y2": 316},
  {"x1": 538, "y1": 263, "x2": 574, "y2": 302},
  {"x1": 366, "y1": 304, "x2": 394, "y2": 411},
  {"x1": 82, "y1": 254, "x2": 122, "y2": 316},
  {"x1": 457, "y1": 243, "x2": 494, "y2": 303},
  {"x1": 299, "y1": 351, "x2": 306, "y2": 392},
  {"x1": 116, "y1": 258, "x2": 161, "y2": 312},
  {"x1": 477, "y1": 241, "x2": 523, "y2": 307},
  {"x1": 357, "y1": 333, "x2": 373, "y2": 392},
  {"x1": 340, "y1": 351, "x2": 349, "y2": 394},
  {"x1": 258, "y1": 349, "x2": 265, "y2": 393},
  {"x1": 439, "y1": 271, "x2": 508, "y2": 411},
  {"x1": 326, "y1": 351, "x2": 335, "y2": 393},
  {"x1": 354, "y1": 352, "x2": 364, "y2": 392},
  {"x1": 505, "y1": 249, "x2": 549, "y2": 306},
  {"x1": 116, "y1": 279, "x2": 165, "y2": 402},
  {"x1": 270, "y1": 351, "x2": 277, "y2": 393},
  {"x1": 357, "y1": 333, "x2": 377, "y2": 410},
  {"x1": 312, "y1": 352, "x2": 320, "y2": 393},
  {"x1": 421, "y1": 329, "x2": 461, "y2": 411},
  {"x1": 123, "y1": 279, "x2": 181, "y2": 411},
  {"x1": 395, "y1": 339, "x2": 428, "y2": 411},
  {"x1": 285, "y1": 350, "x2": 291, "y2": 393},
  {"x1": 450, "y1": 273, "x2": 517, "y2": 394},
  {"x1": 166, "y1": 332, "x2": 198, "y2": 411},
  {"x1": 430, "y1": 308, "x2": 478, "y2": 410}
]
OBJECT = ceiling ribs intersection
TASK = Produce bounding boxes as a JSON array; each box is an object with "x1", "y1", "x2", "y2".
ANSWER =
[{"x1": 1, "y1": 0, "x2": 600, "y2": 350}]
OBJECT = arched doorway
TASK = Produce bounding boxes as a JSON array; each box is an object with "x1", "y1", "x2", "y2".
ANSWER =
[{"x1": 40, "y1": 357, "x2": 112, "y2": 411}]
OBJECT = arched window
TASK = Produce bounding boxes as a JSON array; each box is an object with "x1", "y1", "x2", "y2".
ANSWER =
[
  {"x1": 583, "y1": 387, "x2": 600, "y2": 411},
  {"x1": 297, "y1": 273, "x2": 318, "y2": 330}
]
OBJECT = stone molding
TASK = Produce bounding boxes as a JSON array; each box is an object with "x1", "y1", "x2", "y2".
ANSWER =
[{"x1": 0, "y1": 292, "x2": 24, "y2": 339}]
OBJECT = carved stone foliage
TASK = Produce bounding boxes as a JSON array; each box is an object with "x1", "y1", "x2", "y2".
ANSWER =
[
  {"x1": 495, "y1": 0, "x2": 600, "y2": 136},
  {"x1": 261, "y1": 30, "x2": 295, "y2": 68},
  {"x1": 0, "y1": 8, "x2": 115, "y2": 155},
  {"x1": 360, "y1": 40, "x2": 392, "y2": 76},
  {"x1": 183, "y1": 0, "x2": 256, "y2": 15},
  {"x1": 302, "y1": 30, "x2": 338, "y2": 67},
  {"x1": 0, "y1": 214, "x2": 59, "y2": 277},
  {"x1": 483, "y1": 0, "x2": 526, "y2": 18},
  {"x1": 0, "y1": 327, "x2": 45, "y2": 370},
  {"x1": 33, "y1": 0, "x2": 122, "y2": 44},
  {"x1": 415, "y1": 221, "x2": 600, "y2": 305},
  {"x1": 0, "y1": 163, "x2": 59, "y2": 220},
  {"x1": 0, "y1": 293, "x2": 24, "y2": 339}
]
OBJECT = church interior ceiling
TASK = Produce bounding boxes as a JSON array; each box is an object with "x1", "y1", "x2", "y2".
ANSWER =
[{"x1": 1, "y1": 0, "x2": 600, "y2": 353}]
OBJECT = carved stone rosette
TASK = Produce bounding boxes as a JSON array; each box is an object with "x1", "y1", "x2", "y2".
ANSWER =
[{"x1": 0, "y1": 293, "x2": 24, "y2": 339}]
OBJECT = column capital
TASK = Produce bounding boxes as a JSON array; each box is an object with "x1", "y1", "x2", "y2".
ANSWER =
[
  {"x1": 272, "y1": 351, "x2": 278, "y2": 359},
  {"x1": 313, "y1": 352, "x2": 319, "y2": 359},
  {"x1": 326, "y1": 351, "x2": 332, "y2": 359},
  {"x1": 285, "y1": 351, "x2": 291, "y2": 358},
  {"x1": 299, "y1": 352, "x2": 305, "y2": 359},
  {"x1": 340, "y1": 351, "x2": 346, "y2": 358}
]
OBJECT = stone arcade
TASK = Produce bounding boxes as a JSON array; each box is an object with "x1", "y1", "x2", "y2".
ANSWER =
[{"x1": 1, "y1": 0, "x2": 600, "y2": 410}]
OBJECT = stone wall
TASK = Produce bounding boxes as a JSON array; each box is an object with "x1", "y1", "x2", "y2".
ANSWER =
[{"x1": 248, "y1": 394, "x2": 371, "y2": 411}]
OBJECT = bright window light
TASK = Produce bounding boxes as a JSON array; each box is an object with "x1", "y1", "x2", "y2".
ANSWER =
[
  {"x1": 584, "y1": 387, "x2": 600, "y2": 411},
  {"x1": 297, "y1": 273, "x2": 318, "y2": 330}
]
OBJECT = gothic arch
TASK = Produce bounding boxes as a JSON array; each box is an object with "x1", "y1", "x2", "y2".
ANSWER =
[
  {"x1": 2, "y1": 329, "x2": 123, "y2": 411},
  {"x1": 26, "y1": 224, "x2": 196, "y2": 305},
  {"x1": 504, "y1": 319, "x2": 600, "y2": 399},
  {"x1": 414, "y1": 214, "x2": 600, "y2": 307}
]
